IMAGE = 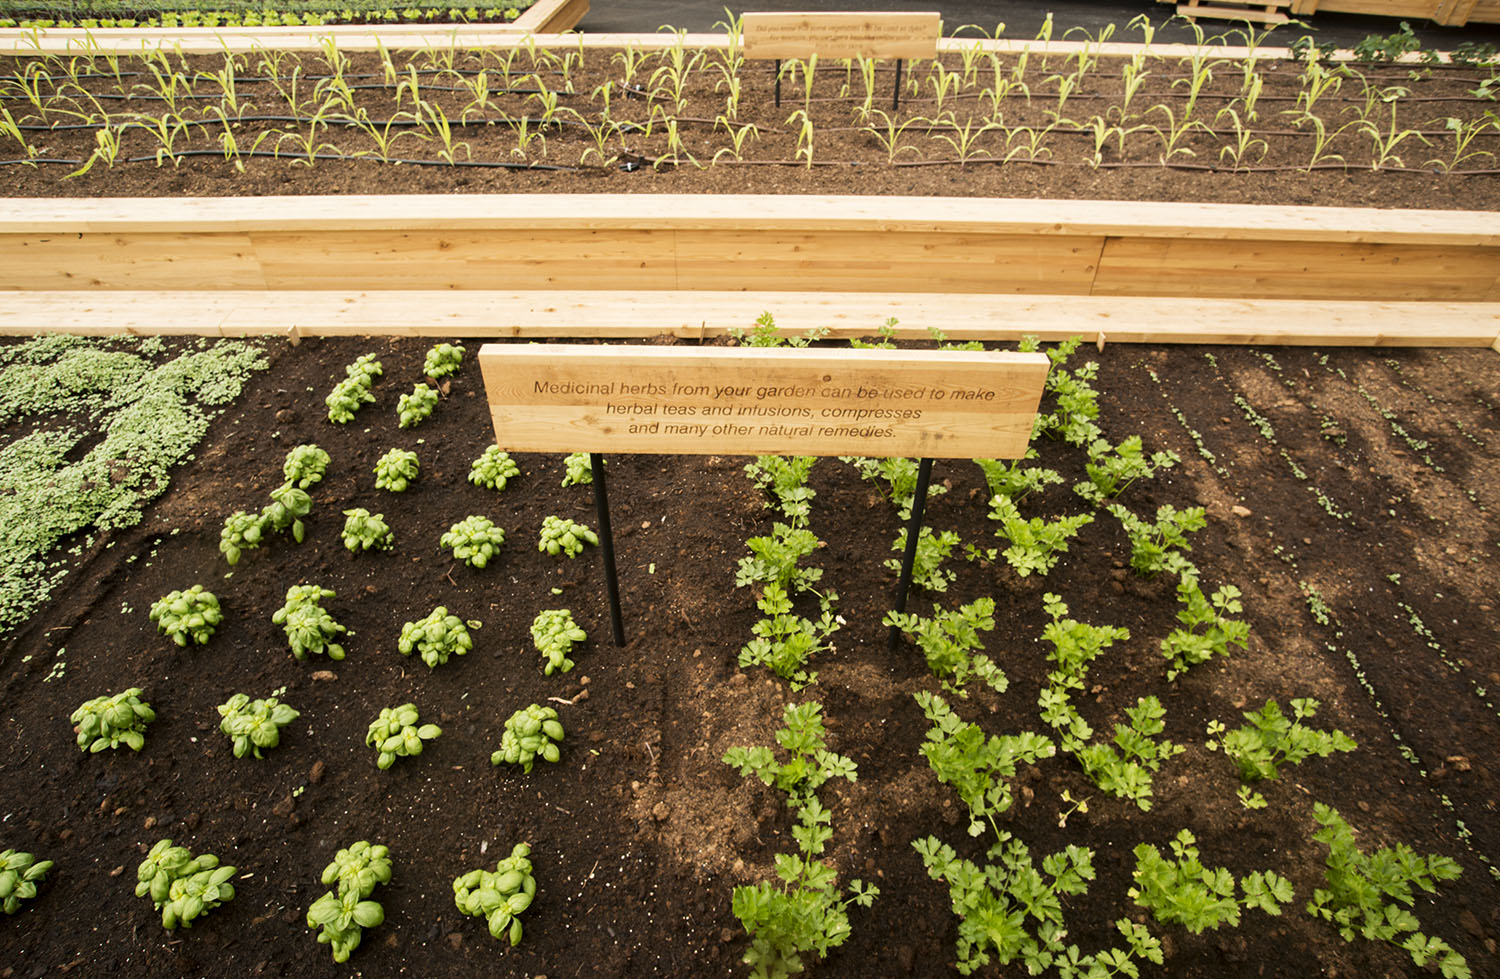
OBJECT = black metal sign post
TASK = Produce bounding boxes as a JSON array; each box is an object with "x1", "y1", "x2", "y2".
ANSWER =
[
  {"x1": 887, "y1": 457, "x2": 934, "y2": 652},
  {"x1": 892, "y1": 58, "x2": 904, "y2": 112},
  {"x1": 774, "y1": 58, "x2": 782, "y2": 107},
  {"x1": 590, "y1": 453, "x2": 626, "y2": 647}
]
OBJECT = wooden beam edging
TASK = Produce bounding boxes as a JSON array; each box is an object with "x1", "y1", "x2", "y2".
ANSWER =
[
  {"x1": 3, "y1": 194, "x2": 1495, "y2": 245},
  {"x1": 0, "y1": 27, "x2": 1490, "y2": 61},
  {"x1": 2, "y1": 291, "x2": 1497, "y2": 348},
  {"x1": 2, "y1": 195, "x2": 1496, "y2": 307}
]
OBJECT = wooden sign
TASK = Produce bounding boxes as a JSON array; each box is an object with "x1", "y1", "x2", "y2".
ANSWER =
[
  {"x1": 741, "y1": 11, "x2": 942, "y2": 60},
  {"x1": 479, "y1": 344, "x2": 1049, "y2": 460}
]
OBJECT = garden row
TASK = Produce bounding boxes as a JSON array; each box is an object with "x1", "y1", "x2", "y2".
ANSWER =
[{"x1": 2, "y1": 16, "x2": 1497, "y2": 176}]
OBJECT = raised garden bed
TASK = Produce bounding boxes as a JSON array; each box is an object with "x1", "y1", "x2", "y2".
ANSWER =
[{"x1": 1, "y1": 25, "x2": 1499, "y2": 979}]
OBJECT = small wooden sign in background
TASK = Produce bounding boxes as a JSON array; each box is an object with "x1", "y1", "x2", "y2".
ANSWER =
[
  {"x1": 741, "y1": 11, "x2": 942, "y2": 60},
  {"x1": 479, "y1": 345, "x2": 1049, "y2": 460}
]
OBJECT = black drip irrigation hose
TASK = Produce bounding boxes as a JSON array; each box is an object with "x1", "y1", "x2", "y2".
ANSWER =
[{"x1": 0, "y1": 150, "x2": 578, "y2": 169}]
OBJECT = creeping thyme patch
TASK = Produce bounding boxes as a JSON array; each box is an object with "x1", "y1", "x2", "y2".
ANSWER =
[{"x1": 0, "y1": 337, "x2": 268, "y2": 635}]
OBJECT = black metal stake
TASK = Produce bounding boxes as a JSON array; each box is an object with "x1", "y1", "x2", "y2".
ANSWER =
[
  {"x1": 590, "y1": 453, "x2": 626, "y2": 647},
  {"x1": 887, "y1": 457, "x2": 934, "y2": 653},
  {"x1": 774, "y1": 59, "x2": 782, "y2": 108},
  {"x1": 892, "y1": 58, "x2": 903, "y2": 112}
]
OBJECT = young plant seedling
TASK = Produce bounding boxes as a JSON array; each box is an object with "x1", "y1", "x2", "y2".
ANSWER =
[
  {"x1": 738, "y1": 582, "x2": 840, "y2": 691},
  {"x1": 326, "y1": 353, "x2": 381, "y2": 423},
  {"x1": 341, "y1": 508, "x2": 393, "y2": 552},
  {"x1": 149, "y1": 585, "x2": 223, "y2": 646},
  {"x1": 492, "y1": 704, "x2": 564, "y2": 773},
  {"x1": 531, "y1": 609, "x2": 585, "y2": 675},
  {"x1": 219, "y1": 510, "x2": 265, "y2": 565},
  {"x1": 974, "y1": 451, "x2": 1062, "y2": 505},
  {"x1": 71, "y1": 688, "x2": 155, "y2": 752},
  {"x1": 398, "y1": 606, "x2": 473, "y2": 669},
  {"x1": 441, "y1": 515, "x2": 506, "y2": 569},
  {"x1": 397, "y1": 383, "x2": 438, "y2": 428},
  {"x1": 282, "y1": 443, "x2": 330, "y2": 489},
  {"x1": 454, "y1": 842, "x2": 536, "y2": 946},
  {"x1": 560, "y1": 451, "x2": 594, "y2": 486},
  {"x1": 723, "y1": 701, "x2": 877, "y2": 979},
  {"x1": 537, "y1": 515, "x2": 598, "y2": 558},
  {"x1": 1307, "y1": 803, "x2": 1468, "y2": 978},
  {"x1": 1074, "y1": 436, "x2": 1179, "y2": 504},
  {"x1": 0, "y1": 845, "x2": 52, "y2": 917},
  {"x1": 1206, "y1": 698, "x2": 1356, "y2": 782},
  {"x1": 366, "y1": 703, "x2": 441, "y2": 769},
  {"x1": 326, "y1": 376, "x2": 375, "y2": 424},
  {"x1": 273, "y1": 585, "x2": 347, "y2": 661},
  {"x1": 915, "y1": 690, "x2": 1055, "y2": 839},
  {"x1": 307, "y1": 841, "x2": 391, "y2": 962},
  {"x1": 1107, "y1": 502, "x2": 1206, "y2": 577},
  {"x1": 1161, "y1": 571, "x2": 1250, "y2": 681},
  {"x1": 1129, "y1": 829, "x2": 1294, "y2": 934},
  {"x1": 217, "y1": 692, "x2": 299, "y2": 759},
  {"x1": 884, "y1": 597, "x2": 1006, "y2": 697},
  {"x1": 745, "y1": 455, "x2": 817, "y2": 526},
  {"x1": 989, "y1": 495, "x2": 1093, "y2": 577},
  {"x1": 260, "y1": 482, "x2": 312, "y2": 543},
  {"x1": 423, "y1": 342, "x2": 465, "y2": 379},
  {"x1": 0, "y1": 850, "x2": 54, "y2": 914},
  {"x1": 135, "y1": 839, "x2": 236, "y2": 930},
  {"x1": 373, "y1": 448, "x2": 419, "y2": 492},
  {"x1": 1075, "y1": 695, "x2": 1185, "y2": 812},
  {"x1": 469, "y1": 445, "x2": 520, "y2": 491},
  {"x1": 883, "y1": 526, "x2": 960, "y2": 593}
]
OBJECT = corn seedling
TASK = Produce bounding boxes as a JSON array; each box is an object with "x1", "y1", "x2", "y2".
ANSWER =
[
  {"x1": 929, "y1": 112, "x2": 997, "y2": 164},
  {"x1": 1360, "y1": 101, "x2": 1429, "y2": 169},
  {"x1": 787, "y1": 109, "x2": 815, "y2": 168},
  {"x1": 1215, "y1": 107, "x2": 1268, "y2": 169},
  {"x1": 1145, "y1": 103, "x2": 1207, "y2": 164},
  {"x1": 711, "y1": 117, "x2": 758, "y2": 164},
  {"x1": 1426, "y1": 115, "x2": 1498, "y2": 172}
]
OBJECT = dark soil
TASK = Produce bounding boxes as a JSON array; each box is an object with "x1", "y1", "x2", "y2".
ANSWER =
[
  {"x1": 0, "y1": 333, "x2": 1497, "y2": 978},
  {"x1": 2, "y1": 46, "x2": 1499, "y2": 209},
  {"x1": 2, "y1": 33, "x2": 1499, "y2": 979}
]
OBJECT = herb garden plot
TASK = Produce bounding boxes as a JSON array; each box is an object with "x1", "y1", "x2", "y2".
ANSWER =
[
  {"x1": 0, "y1": 330, "x2": 1495, "y2": 978},
  {"x1": 2, "y1": 34, "x2": 1498, "y2": 208}
]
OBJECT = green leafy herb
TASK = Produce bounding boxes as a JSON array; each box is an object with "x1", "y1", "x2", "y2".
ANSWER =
[
  {"x1": 0, "y1": 850, "x2": 53, "y2": 915},
  {"x1": 537, "y1": 515, "x2": 598, "y2": 558},
  {"x1": 745, "y1": 455, "x2": 817, "y2": 526},
  {"x1": 884, "y1": 598, "x2": 1006, "y2": 697},
  {"x1": 272, "y1": 584, "x2": 347, "y2": 661},
  {"x1": 398, "y1": 606, "x2": 473, "y2": 669},
  {"x1": 1130, "y1": 829, "x2": 1293, "y2": 934},
  {"x1": 1206, "y1": 698, "x2": 1357, "y2": 782},
  {"x1": 1161, "y1": 571, "x2": 1250, "y2": 681},
  {"x1": 469, "y1": 445, "x2": 520, "y2": 491},
  {"x1": 988, "y1": 495, "x2": 1093, "y2": 577},
  {"x1": 260, "y1": 482, "x2": 312, "y2": 543},
  {"x1": 1106, "y1": 502, "x2": 1206, "y2": 577},
  {"x1": 135, "y1": 840, "x2": 236, "y2": 930},
  {"x1": 396, "y1": 383, "x2": 438, "y2": 428},
  {"x1": 1308, "y1": 803, "x2": 1469, "y2": 979},
  {"x1": 282, "y1": 443, "x2": 330, "y2": 489},
  {"x1": 308, "y1": 841, "x2": 391, "y2": 962},
  {"x1": 916, "y1": 690, "x2": 1055, "y2": 839},
  {"x1": 531, "y1": 609, "x2": 585, "y2": 675},
  {"x1": 561, "y1": 451, "x2": 594, "y2": 486},
  {"x1": 440, "y1": 515, "x2": 506, "y2": 569},
  {"x1": 71, "y1": 687, "x2": 155, "y2": 752},
  {"x1": 1074, "y1": 436, "x2": 1180, "y2": 504},
  {"x1": 492, "y1": 704, "x2": 564, "y2": 772},
  {"x1": 738, "y1": 582, "x2": 840, "y2": 691},
  {"x1": 148, "y1": 585, "x2": 222, "y2": 646},
  {"x1": 884, "y1": 526, "x2": 960, "y2": 593},
  {"x1": 1075, "y1": 696, "x2": 1184, "y2": 812},
  {"x1": 423, "y1": 342, "x2": 465, "y2": 379},
  {"x1": 974, "y1": 451, "x2": 1062, "y2": 505},
  {"x1": 219, "y1": 509, "x2": 264, "y2": 565},
  {"x1": 217, "y1": 692, "x2": 299, "y2": 759},
  {"x1": 373, "y1": 448, "x2": 419, "y2": 492},
  {"x1": 454, "y1": 843, "x2": 536, "y2": 946},
  {"x1": 340, "y1": 508, "x2": 393, "y2": 552},
  {"x1": 366, "y1": 703, "x2": 441, "y2": 769}
]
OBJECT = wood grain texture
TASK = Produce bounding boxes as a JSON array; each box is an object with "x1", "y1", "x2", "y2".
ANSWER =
[
  {"x1": 1092, "y1": 237, "x2": 1500, "y2": 301},
  {"x1": 4, "y1": 196, "x2": 1495, "y2": 246},
  {"x1": 4, "y1": 291, "x2": 1496, "y2": 347},
  {"x1": 742, "y1": 12, "x2": 941, "y2": 60},
  {"x1": 509, "y1": 0, "x2": 589, "y2": 33},
  {"x1": 478, "y1": 344, "x2": 1049, "y2": 458}
]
